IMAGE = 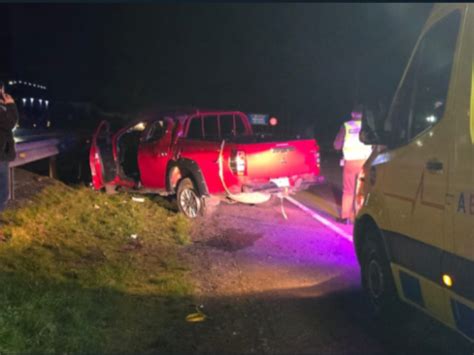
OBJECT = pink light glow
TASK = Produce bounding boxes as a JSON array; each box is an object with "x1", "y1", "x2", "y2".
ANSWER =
[{"x1": 285, "y1": 196, "x2": 353, "y2": 243}]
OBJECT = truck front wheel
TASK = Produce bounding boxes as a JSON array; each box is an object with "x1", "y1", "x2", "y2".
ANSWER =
[{"x1": 177, "y1": 178, "x2": 206, "y2": 219}]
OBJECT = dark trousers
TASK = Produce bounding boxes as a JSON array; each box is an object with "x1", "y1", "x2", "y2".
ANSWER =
[{"x1": 0, "y1": 161, "x2": 9, "y2": 212}]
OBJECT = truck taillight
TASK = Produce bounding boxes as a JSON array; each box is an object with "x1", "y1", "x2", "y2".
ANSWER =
[
  {"x1": 230, "y1": 150, "x2": 247, "y2": 176},
  {"x1": 316, "y1": 151, "x2": 320, "y2": 168}
]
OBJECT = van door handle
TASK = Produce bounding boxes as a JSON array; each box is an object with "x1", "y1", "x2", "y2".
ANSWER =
[{"x1": 426, "y1": 159, "x2": 443, "y2": 173}]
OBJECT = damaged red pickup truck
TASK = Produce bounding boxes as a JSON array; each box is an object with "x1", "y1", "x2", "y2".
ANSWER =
[{"x1": 90, "y1": 109, "x2": 323, "y2": 218}]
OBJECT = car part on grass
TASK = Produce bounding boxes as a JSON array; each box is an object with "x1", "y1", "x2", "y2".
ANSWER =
[
  {"x1": 185, "y1": 305, "x2": 207, "y2": 323},
  {"x1": 105, "y1": 183, "x2": 117, "y2": 195}
]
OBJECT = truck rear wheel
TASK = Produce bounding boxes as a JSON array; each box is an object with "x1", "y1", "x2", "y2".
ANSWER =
[
  {"x1": 360, "y1": 228, "x2": 401, "y2": 320},
  {"x1": 177, "y1": 178, "x2": 207, "y2": 219}
]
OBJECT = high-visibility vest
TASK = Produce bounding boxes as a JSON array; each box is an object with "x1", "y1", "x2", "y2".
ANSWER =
[{"x1": 342, "y1": 120, "x2": 373, "y2": 161}]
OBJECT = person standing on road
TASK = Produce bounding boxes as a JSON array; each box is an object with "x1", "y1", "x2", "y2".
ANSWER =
[
  {"x1": 0, "y1": 80, "x2": 19, "y2": 212},
  {"x1": 333, "y1": 104, "x2": 372, "y2": 224}
]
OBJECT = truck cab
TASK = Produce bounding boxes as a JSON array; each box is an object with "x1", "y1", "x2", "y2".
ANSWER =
[{"x1": 354, "y1": 3, "x2": 474, "y2": 342}]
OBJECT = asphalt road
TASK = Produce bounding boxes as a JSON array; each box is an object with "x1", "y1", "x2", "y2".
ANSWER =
[{"x1": 185, "y1": 152, "x2": 472, "y2": 355}]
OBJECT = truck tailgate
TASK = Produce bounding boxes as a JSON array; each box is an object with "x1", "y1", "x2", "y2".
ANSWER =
[{"x1": 237, "y1": 139, "x2": 319, "y2": 179}]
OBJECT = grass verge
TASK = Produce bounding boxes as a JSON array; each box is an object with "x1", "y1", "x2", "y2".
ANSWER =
[{"x1": 0, "y1": 182, "x2": 193, "y2": 353}]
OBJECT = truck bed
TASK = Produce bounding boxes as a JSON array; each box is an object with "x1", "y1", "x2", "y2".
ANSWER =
[{"x1": 232, "y1": 138, "x2": 319, "y2": 180}]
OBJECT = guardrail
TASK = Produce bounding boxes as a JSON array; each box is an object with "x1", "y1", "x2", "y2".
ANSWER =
[{"x1": 8, "y1": 137, "x2": 72, "y2": 200}]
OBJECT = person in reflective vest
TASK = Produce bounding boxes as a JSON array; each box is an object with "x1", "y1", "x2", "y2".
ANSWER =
[{"x1": 333, "y1": 104, "x2": 372, "y2": 224}]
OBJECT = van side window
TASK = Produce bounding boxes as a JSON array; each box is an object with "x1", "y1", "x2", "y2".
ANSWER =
[
  {"x1": 187, "y1": 117, "x2": 203, "y2": 139},
  {"x1": 203, "y1": 115, "x2": 219, "y2": 140},
  {"x1": 386, "y1": 11, "x2": 461, "y2": 147},
  {"x1": 410, "y1": 12, "x2": 460, "y2": 138}
]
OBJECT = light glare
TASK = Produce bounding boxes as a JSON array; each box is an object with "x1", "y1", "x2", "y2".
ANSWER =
[{"x1": 442, "y1": 274, "x2": 453, "y2": 287}]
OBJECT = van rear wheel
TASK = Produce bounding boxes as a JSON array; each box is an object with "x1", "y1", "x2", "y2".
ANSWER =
[{"x1": 177, "y1": 178, "x2": 206, "y2": 219}]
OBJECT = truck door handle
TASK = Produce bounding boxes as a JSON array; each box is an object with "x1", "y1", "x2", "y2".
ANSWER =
[{"x1": 426, "y1": 159, "x2": 443, "y2": 172}]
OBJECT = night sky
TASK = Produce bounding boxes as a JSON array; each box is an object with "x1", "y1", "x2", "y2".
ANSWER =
[{"x1": 2, "y1": 3, "x2": 432, "y2": 145}]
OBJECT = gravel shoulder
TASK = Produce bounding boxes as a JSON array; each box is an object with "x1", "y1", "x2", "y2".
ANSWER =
[
  {"x1": 184, "y1": 199, "x2": 471, "y2": 355},
  {"x1": 184, "y1": 201, "x2": 382, "y2": 354}
]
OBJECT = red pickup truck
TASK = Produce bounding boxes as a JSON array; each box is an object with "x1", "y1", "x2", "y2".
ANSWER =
[{"x1": 89, "y1": 109, "x2": 322, "y2": 218}]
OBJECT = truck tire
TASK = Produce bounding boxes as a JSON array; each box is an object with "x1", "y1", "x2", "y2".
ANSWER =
[
  {"x1": 360, "y1": 227, "x2": 401, "y2": 320},
  {"x1": 177, "y1": 178, "x2": 208, "y2": 219}
]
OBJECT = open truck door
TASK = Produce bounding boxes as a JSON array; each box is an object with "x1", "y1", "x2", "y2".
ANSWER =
[
  {"x1": 137, "y1": 117, "x2": 174, "y2": 189},
  {"x1": 89, "y1": 120, "x2": 117, "y2": 190}
]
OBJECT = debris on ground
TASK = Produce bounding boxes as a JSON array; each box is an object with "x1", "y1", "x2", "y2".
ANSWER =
[{"x1": 185, "y1": 305, "x2": 207, "y2": 323}]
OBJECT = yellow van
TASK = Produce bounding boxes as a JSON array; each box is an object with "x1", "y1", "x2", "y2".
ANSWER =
[{"x1": 355, "y1": 3, "x2": 474, "y2": 342}]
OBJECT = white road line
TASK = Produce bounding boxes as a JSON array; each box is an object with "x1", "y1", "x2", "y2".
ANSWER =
[{"x1": 285, "y1": 196, "x2": 353, "y2": 243}]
